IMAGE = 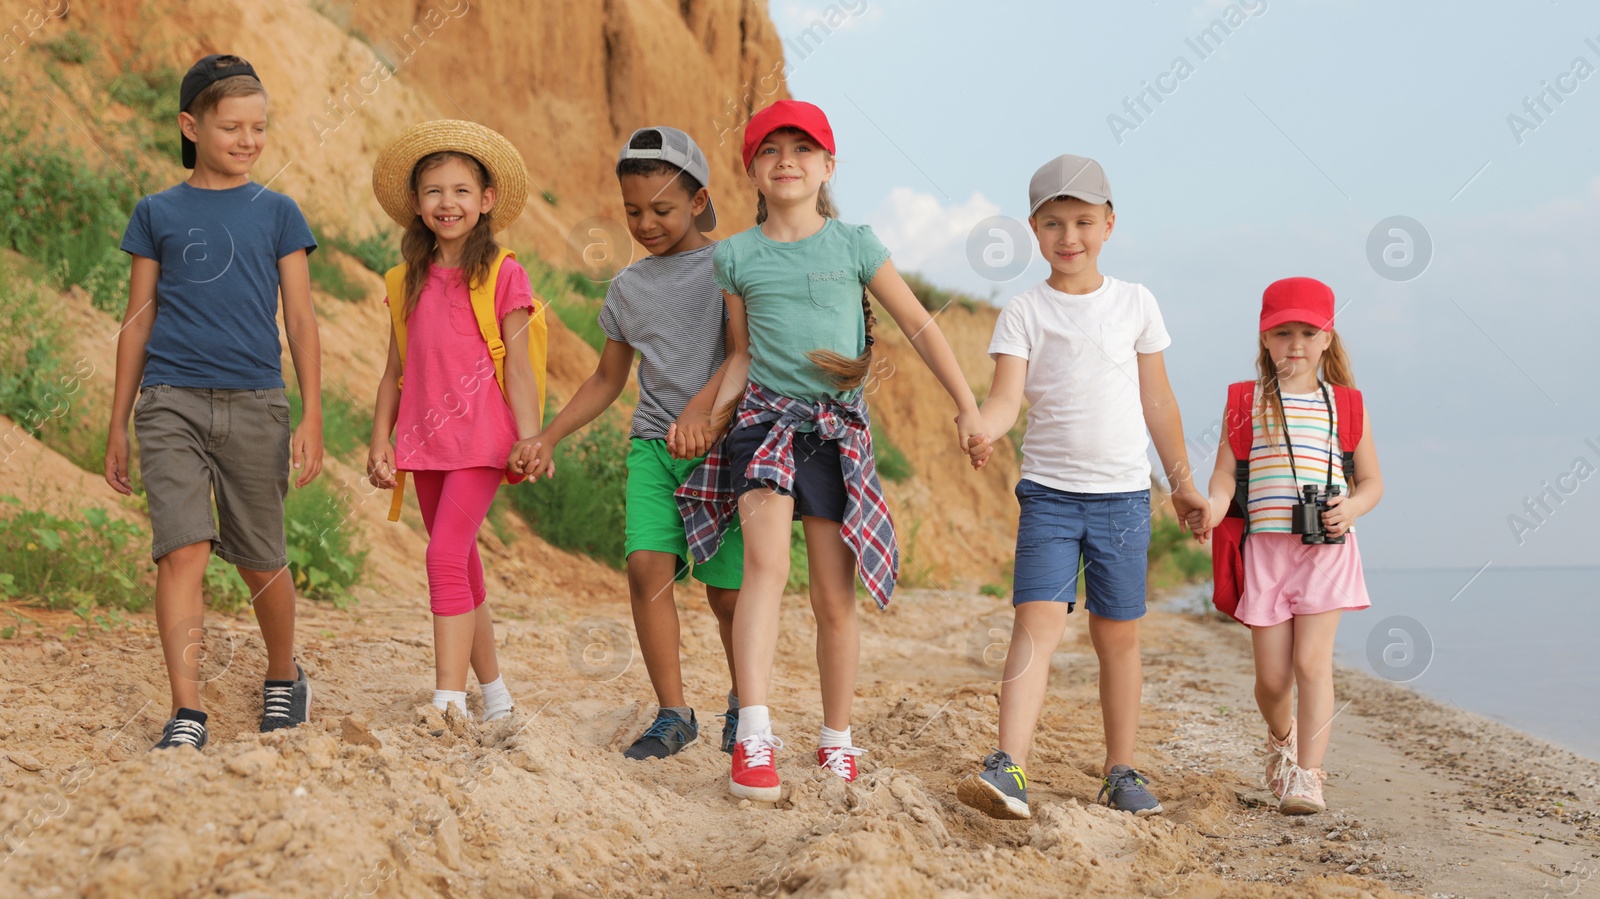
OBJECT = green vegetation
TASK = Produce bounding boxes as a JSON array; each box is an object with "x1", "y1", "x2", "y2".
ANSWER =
[
  {"x1": 325, "y1": 231, "x2": 400, "y2": 274},
  {"x1": 0, "y1": 499, "x2": 152, "y2": 612},
  {"x1": 284, "y1": 480, "x2": 368, "y2": 607},
  {"x1": 288, "y1": 386, "x2": 373, "y2": 459},
  {"x1": 526, "y1": 255, "x2": 609, "y2": 352},
  {"x1": 1147, "y1": 515, "x2": 1211, "y2": 588},
  {"x1": 0, "y1": 122, "x2": 140, "y2": 312},
  {"x1": 308, "y1": 247, "x2": 368, "y2": 302},
  {"x1": 870, "y1": 420, "x2": 912, "y2": 482},
  {"x1": 979, "y1": 583, "x2": 1006, "y2": 598},
  {"x1": 42, "y1": 31, "x2": 92, "y2": 65},
  {"x1": 900, "y1": 271, "x2": 984, "y2": 314},
  {"x1": 106, "y1": 66, "x2": 183, "y2": 160},
  {"x1": 503, "y1": 410, "x2": 628, "y2": 566}
]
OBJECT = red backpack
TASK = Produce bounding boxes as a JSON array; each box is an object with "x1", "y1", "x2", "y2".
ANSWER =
[{"x1": 1211, "y1": 381, "x2": 1364, "y2": 623}]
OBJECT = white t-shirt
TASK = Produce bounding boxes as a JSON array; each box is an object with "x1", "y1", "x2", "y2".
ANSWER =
[{"x1": 988, "y1": 276, "x2": 1172, "y2": 493}]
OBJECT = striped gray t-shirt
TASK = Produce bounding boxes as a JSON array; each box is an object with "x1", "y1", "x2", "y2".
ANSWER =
[{"x1": 598, "y1": 243, "x2": 728, "y2": 440}]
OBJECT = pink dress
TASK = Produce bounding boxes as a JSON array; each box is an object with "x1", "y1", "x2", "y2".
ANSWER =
[{"x1": 390, "y1": 260, "x2": 534, "y2": 472}]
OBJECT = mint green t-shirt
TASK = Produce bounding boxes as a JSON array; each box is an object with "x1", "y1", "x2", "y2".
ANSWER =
[{"x1": 713, "y1": 218, "x2": 891, "y2": 404}]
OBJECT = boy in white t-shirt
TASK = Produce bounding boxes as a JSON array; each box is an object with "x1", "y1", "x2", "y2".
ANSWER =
[{"x1": 956, "y1": 154, "x2": 1208, "y2": 820}]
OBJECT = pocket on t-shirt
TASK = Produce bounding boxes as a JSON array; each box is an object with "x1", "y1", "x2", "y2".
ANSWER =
[
  {"x1": 449, "y1": 298, "x2": 483, "y2": 337},
  {"x1": 807, "y1": 270, "x2": 857, "y2": 309}
]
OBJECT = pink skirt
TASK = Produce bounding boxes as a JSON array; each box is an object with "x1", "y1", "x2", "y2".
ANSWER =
[{"x1": 1236, "y1": 532, "x2": 1371, "y2": 627}]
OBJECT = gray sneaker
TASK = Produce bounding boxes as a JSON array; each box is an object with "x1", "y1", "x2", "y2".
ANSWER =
[
  {"x1": 625, "y1": 709, "x2": 699, "y2": 760},
  {"x1": 154, "y1": 710, "x2": 208, "y2": 751},
  {"x1": 957, "y1": 750, "x2": 1031, "y2": 820},
  {"x1": 261, "y1": 662, "x2": 311, "y2": 732},
  {"x1": 1098, "y1": 765, "x2": 1163, "y2": 816}
]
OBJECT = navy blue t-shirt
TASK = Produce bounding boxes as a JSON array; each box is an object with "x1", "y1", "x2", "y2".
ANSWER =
[{"x1": 120, "y1": 181, "x2": 317, "y2": 389}]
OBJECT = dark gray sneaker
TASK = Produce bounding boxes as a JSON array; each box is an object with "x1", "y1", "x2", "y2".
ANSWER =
[
  {"x1": 957, "y1": 750, "x2": 1031, "y2": 819},
  {"x1": 719, "y1": 706, "x2": 739, "y2": 754},
  {"x1": 1099, "y1": 765, "x2": 1163, "y2": 816},
  {"x1": 154, "y1": 709, "x2": 208, "y2": 751},
  {"x1": 261, "y1": 662, "x2": 311, "y2": 732},
  {"x1": 624, "y1": 709, "x2": 699, "y2": 760}
]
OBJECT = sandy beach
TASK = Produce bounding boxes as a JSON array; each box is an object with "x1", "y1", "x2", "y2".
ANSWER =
[{"x1": 2, "y1": 566, "x2": 1594, "y2": 898}]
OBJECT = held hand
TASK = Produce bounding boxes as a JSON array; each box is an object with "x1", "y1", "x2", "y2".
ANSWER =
[
  {"x1": 521, "y1": 437, "x2": 557, "y2": 481},
  {"x1": 965, "y1": 432, "x2": 995, "y2": 470},
  {"x1": 104, "y1": 428, "x2": 134, "y2": 496},
  {"x1": 366, "y1": 443, "x2": 398, "y2": 490},
  {"x1": 507, "y1": 437, "x2": 545, "y2": 481},
  {"x1": 954, "y1": 409, "x2": 985, "y2": 459},
  {"x1": 1171, "y1": 487, "x2": 1212, "y2": 540},
  {"x1": 1320, "y1": 493, "x2": 1357, "y2": 538},
  {"x1": 293, "y1": 423, "x2": 324, "y2": 488},
  {"x1": 668, "y1": 413, "x2": 719, "y2": 461}
]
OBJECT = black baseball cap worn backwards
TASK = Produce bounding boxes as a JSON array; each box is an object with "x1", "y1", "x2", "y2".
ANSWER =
[{"x1": 178, "y1": 54, "x2": 261, "y2": 169}]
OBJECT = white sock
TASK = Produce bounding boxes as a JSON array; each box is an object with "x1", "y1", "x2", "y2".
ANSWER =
[
  {"x1": 479, "y1": 676, "x2": 513, "y2": 721},
  {"x1": 737, "y1": 704, "x2": 771, "y2": 741},
  {"x1": 727, "y1": 691, "x2": 740, "y2": 711},
  {"x1": 820, "y1": 725, "x2": 851, "y2": 749},
  {"x1": 432, "y1": 689, "x2": 468, "y2": 715}
]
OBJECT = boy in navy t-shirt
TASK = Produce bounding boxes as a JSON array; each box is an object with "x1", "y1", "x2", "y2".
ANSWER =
[{"x1": 104, "y1": 55, "x2": 323, "y2": 750}]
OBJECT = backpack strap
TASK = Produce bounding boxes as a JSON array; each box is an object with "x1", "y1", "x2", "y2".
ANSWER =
[
  {"x1": 469, "y1": 249, "x2": 514, "y2": 394},
  {"x1": 1224, "y1": 381, "x2": 1255, "y2": 524},
  {"x1": 1330, "y1": 384, "x2": 1363, "y2": 483},
  {"x1": 382, "y1": 265, "x2": 411, "y2": 522},
  {"x1": 464, "y1": 248, "x2": 549, "y2": 414}
]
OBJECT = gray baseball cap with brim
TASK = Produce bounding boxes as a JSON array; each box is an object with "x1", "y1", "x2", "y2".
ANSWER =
[
  {"x1": 1028, "y1": 154, "x2": 1113, "y2": 216},
  {"x1": 616, "y1": 126, "x2": 717, "y2": 232}
]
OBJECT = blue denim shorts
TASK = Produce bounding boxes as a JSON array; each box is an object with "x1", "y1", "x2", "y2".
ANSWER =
[{"x1": 1011, "y1": 479, "x2": 1150, "y2": 620}]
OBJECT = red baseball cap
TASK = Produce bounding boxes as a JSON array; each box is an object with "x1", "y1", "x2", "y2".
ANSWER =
[
  {"x1": 742, "y1": 100, "x2": 836, "y2": 169},
  {"x1": 1260, "y1": 277, "x2": 1336, "y2": 332}
]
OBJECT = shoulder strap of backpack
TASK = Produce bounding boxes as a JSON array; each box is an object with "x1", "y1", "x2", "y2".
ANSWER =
[
  {"x1": 383, "y1": 264, "x2": 409, "y2": 389},
  {"x1": 468, "y1": 248, "x2": 514, "y2": 395},
  {"x1": 1330, "y1": 384, "x2": 1363, "y2": 483},
  {"x1": 382, "y1": 263, "x2": 410, "y2": 523},
  {"x1": 1225, "y1": 381, "x2": 1255, "y2": 523}
]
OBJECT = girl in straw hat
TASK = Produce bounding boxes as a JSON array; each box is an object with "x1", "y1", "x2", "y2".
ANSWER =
[{"x1": 366, "y1": 120, "x2": 542, "y2": 721}]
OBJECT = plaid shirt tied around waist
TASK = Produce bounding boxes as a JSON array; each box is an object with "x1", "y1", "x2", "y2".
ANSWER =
[{"x1": 675, "y1": 382, "x2": 900, "y2": 609}]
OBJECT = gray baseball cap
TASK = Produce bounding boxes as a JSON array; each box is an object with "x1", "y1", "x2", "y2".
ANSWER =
[
  {"x1": 1028, "y1": 154, "x2": 1112, "y2": 216},
  {"x1": 617, "y1": 126, "x2": 717, "y2": 232}
]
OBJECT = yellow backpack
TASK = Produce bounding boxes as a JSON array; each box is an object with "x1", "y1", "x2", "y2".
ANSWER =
[{"x1": 382, "y1": 247, "x2": 548, "y2": 521}]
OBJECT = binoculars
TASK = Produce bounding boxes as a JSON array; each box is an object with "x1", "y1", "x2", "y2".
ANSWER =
[{"x1": 1290, "y1": 484, "x2": 1345, "y2": 545}]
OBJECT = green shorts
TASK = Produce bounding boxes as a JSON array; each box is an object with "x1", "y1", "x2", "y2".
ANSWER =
[{"x1": 625, "y1": 438, "x2": 743, "y2": 589}]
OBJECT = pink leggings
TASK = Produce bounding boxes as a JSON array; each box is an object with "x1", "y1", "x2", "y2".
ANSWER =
[{"x1": 411, "y1": 467, "x2": 502, "y2": 616}]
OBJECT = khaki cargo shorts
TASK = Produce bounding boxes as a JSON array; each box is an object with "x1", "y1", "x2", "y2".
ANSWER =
[{"x1": 132, "y1": 384, "x2": 292, "y2": 569}]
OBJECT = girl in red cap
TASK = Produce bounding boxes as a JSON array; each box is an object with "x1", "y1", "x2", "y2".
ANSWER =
[
  {"x1": 1200, "y1": 277, "x2": 1384, "y2": 815},
  {"x1": 676, "y1": 100, "x2": 984, "y2": 800}
]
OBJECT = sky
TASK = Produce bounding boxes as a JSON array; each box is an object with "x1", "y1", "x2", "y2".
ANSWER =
[{"x1": 767, "y1": 0, "x2": 1600, "y2": 572}]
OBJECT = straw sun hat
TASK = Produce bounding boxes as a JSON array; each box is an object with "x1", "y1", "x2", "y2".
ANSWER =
[{"x1": 371, "y1": 119, "x2": 529, "y2": 233}]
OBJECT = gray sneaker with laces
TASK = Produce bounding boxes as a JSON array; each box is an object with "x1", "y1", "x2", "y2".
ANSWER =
[
  {"x1": 957, "y1": 750, "x2": 1031, "y2": 819},
  {"x1": 261, "y1": 662, "x2": 311, "y2": 732},
  {"x1": 625, "y1": 709, "x2": 699, "y2": 760},
  {"x1": 154, "y1": 710, "x2": 208, "y2": 751},
  {"x1": 1098, "y1": 764, "x2": 1163, "y2": 816}
]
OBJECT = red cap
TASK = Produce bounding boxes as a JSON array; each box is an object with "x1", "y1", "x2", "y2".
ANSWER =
[
  {"x1": 742, "y1": 100, "x2": 836, "y2": 169},
  {"x1": 1260, "y1": 277, "x2": 1336, "y2": 332}
]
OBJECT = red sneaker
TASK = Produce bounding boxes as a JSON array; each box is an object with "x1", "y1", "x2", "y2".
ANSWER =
[
  {"x1": 730, "y1": 733, "x2": 784, "y2": 801},
  {"x1": 817, "y1": 745, "x2": 865, "y2": 782}
]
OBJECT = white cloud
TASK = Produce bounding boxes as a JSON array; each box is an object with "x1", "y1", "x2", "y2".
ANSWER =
[{"x1": 864, "y1": 187, "x2": 1007, "y2": 283}]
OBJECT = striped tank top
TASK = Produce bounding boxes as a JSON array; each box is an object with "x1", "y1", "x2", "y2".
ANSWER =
[{"x1": 1245, "y1": 385, "x2": 1351, "y2": 533}]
